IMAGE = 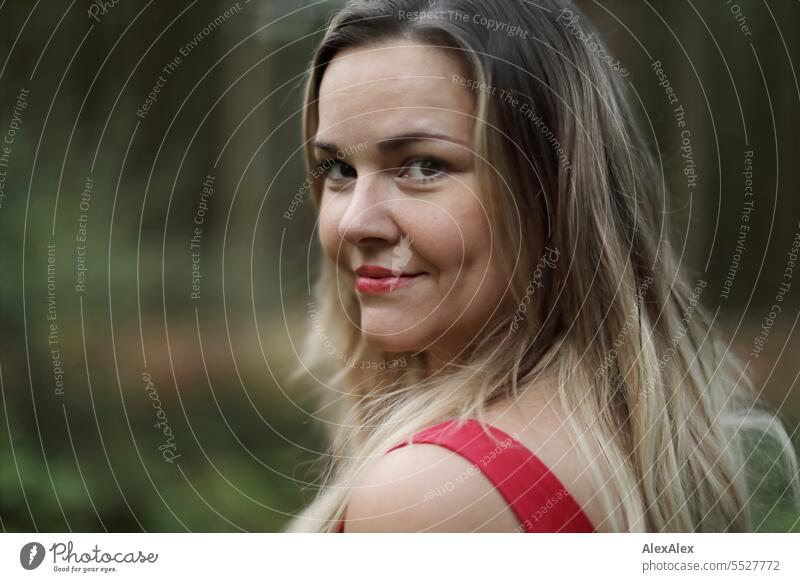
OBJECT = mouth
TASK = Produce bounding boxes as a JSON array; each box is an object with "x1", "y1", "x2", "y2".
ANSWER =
[{"x1": 354, "y1": 265, "x2": 427, "y2": 295}]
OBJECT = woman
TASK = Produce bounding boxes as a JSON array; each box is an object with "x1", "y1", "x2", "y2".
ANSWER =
[{"x1": 286, "y1": 0, "x2": 799, "y2": 532}]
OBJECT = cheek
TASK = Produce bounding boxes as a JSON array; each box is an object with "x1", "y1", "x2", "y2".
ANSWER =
[
  {"x1": 458, "y1": 202, "x2": 494, "y2": 265},
  {"x1": 391, "y1": 201, "x2": 465, "y2": 274},
  {"x1": 419, "y1": 197, "x2": 492, "y2": 274},
  {"x1": 446, "y1": 202, "x2": 508, "y2": 316}
]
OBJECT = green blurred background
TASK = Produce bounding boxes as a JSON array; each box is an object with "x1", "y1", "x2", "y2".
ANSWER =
[{"x1": 0, "y1": 0, "x2": 797, "y2": 532}]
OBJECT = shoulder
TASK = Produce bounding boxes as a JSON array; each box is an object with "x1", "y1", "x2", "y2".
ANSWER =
[
  {"x1": 481, "y1": 381, "x2": 622, "y2": 531},
  {"x1": 342, "y1": 442, "x2": 521, "y2": 532}
]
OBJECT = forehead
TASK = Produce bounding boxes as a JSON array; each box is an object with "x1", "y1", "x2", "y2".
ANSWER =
[{"x1": 316, "y1": 41, "x2": 475, "y2": 143}]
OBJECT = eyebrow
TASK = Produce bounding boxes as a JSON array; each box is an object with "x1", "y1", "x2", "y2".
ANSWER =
[{"x1": 313, "y1": 131, "x2": 468, "y2": 155}]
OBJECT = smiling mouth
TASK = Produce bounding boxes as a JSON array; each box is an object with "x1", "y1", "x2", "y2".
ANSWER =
[
  {"x1": 354, "y1": 266, "x2": 426, "y2": 295},
  {"x1": 356, "y1": 273, "x2": 426, "y2": 294}
]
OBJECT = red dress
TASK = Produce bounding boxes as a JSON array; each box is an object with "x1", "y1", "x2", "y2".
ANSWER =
[{"x1": 335, "y1": 418, "x2": 595, "y2": 532}]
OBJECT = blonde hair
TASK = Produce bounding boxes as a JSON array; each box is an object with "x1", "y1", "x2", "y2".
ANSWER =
[{"x1": 286, "y1": 0, "x2": 799, "y2": 532}]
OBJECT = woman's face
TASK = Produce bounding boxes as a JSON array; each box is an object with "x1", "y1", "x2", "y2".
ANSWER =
[{"x1": 315, "y1": 40, "x2": 508, "y2": 367}]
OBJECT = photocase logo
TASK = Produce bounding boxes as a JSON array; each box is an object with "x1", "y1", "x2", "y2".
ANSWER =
[
  {"x1": 19, "y1": 542, "x2": 46, "y2": 570},
  {"x1": 390, "y1": 235, "x2": 413, "y2": 275}
]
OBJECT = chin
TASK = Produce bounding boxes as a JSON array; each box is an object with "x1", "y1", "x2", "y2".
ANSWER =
[{"x1": 360, "y1": 325, "x2": 429, "y2": 354}]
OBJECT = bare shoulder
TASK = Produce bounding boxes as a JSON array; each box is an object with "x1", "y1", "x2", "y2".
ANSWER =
[{"x1": 343, "y1": 442, "x2": 521, "y2": 532}]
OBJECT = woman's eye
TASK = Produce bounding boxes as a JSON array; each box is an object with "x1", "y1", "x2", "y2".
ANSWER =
[
  {"x1": 321, "y1": 160, "x2": 356, "y2": 182},
  {"x1": 398, "y1": 158, "x2": 447, "y2": 183}
]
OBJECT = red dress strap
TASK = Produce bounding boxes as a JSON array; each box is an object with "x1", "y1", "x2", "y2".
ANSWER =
[{"x1": 335, "y1": 419, "x2": 595, "y2": 533}]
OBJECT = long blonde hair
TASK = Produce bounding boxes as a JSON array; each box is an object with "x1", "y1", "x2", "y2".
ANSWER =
[{"x1": 286, "y1": 0, "x2": 799, "y2": 532}]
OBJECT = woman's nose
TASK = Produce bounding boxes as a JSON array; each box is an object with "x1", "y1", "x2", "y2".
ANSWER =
[{"x1": 338, "y1": 174, "x2": 401, "y2": 246}]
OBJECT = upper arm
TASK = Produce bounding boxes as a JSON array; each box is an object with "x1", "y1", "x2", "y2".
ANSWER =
[{"x1": 342, "y1": 443, "x2": 521, "y2": 532}]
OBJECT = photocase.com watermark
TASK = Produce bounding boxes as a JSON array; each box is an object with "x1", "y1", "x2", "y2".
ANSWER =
[
  {"x1": 74, "y1": 176, "x2": 94, "y2": 293},
  {"x1": 720, "y1": 149, "x2": 754, "y2": 301},
  {"x1": 0, "y1": 87, "x2": 29, "y2": 212},
  {"x1": 398, "y1": 9, "x2": 529, "y2": 39},
  {"x1": 190, "y1": 174, "x2": 215, "y2": 301},
  {"x1": 87, "y1": 0, "x2": 122, "y2": 23},
  {"x1": 515, "y1": 488, "x2": 569, "y2": 532},
  {"x1": 142, "y1": 371, "x2": 181, "y2": 463},
  {"x1": 749, "y1": 220, "x2": 799, "y2": 359},
  {"x1": 422, "y1": 433, "x2": 518, "y2": 502},
  {"x1": 556, "y1": 8, "x2": 628, "y2": 77},
  {"x1": 285, "y1": 141, "x2": 367, "y2": 221},
  {"x1": 306, "y1": 298, "x2": 407, "y2": 370},
  {"x1": 136, "y1": 3, "x2": 244, "y2": 120},
  {"x1": 20, "y1": 540, "x2": 158, "y2": 574},
  {"x1": 508, "y1": 246, "x2": 560, "y2": 334},
  {"x1": 726, "y1": 0, "x2": 753, "y2": 37},
  {"x1": 452, "y1": 74, "x2": 571, "y2": 170},
  {"x1": 20, "y1": 542, "x2": 46, "y2": 570},
  {"x1": 391, "y1": 234, "x2": 413, "y2": 276},
  {"x1": 651, "y1": 60, "x2": 698, "y2": 195},
  {"x1": 46, "y1": 243, "x2": 65, "y2": 397},
  {"x1": 595, "y1": 275, "x2": 654, "y2": 380},
  {"x1": 642, "y1": 278, "x2": 707, "y2": 396}
]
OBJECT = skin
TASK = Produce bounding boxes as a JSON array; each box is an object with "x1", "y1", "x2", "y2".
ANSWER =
[{"x1": 315, "y1": 40, "x2": 509, "y2": 374}]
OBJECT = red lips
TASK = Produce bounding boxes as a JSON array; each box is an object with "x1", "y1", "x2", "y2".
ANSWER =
[
  {"x1": 354, "y1": 265, "x2": 425, "y2": 294},
  {"x1": 355, "y1": 265, "x2": 397, "y2": 278}
]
